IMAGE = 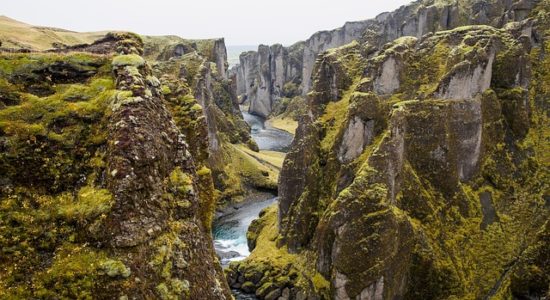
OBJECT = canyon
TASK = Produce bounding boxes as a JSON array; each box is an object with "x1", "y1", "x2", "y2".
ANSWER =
[{"x1": 0, "y1": 0, "x2": 549, "y2": 299}]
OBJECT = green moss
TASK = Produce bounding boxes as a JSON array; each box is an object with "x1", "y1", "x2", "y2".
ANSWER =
[
  {"x1": 216, "y1": 144, "x2": 279, "y2": 202},
  {"x1": 155, "y1": 278, "x2": 190, "y2": 300},
  {"x1": 0, "y1": 242, "x2": 133, "y2": 300},
  {"x1": 402, "y1": 41, "x2": 450, "y2": 98},
  {"x1": 0, "y1": 52, "x2": 106, "y2": 77},
  {"x1": 0, "y1": 60, "x2": 115, "y2": 191},
  {"x1": 112, "y1": 54, "x2": 145, "y2": 68},
  {"x1": 168, "y1": 167, "x2": 194, "y2": 196},
  {"x1": 196, "y1": 166, "x2": 211, "y2": 176},
  {"x1": 311, "y1": 273, "x2": 330, "y2": 293},
  {"x1": 32, "y1": 245, "x2": 106, "y2": 299},
  {"x1": 191, "y1": 103, "x2": 202, "y2": 111},
  {"x1": 57, "y1": 187, "x2": 114, "y2": 221},
  {"x1": 0, "y1": 51, "x2": 126, "y2": 298},
  {"x1": 149, "y1": 221, "x2": 191, "y2": 299},
  {"x1": 161, "y1": 85, "x2": 172, "y2": 95},
  {"x1": 319, "y1": 85, "x2": 354, "y2": 152},
  {"x1": 195, "y1": 166, "x2": 216, "y2": 229},
  {"x1": 99, "y1": 259, "x2": 131, "y2": 278}
]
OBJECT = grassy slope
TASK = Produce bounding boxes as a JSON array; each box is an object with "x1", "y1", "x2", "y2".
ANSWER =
[
  {"x1": 0, "y1": 16, "x2": 109, "y2": 50},
  {"x1": 266, "y1": 117, "x2": 298, "y2": 135}
]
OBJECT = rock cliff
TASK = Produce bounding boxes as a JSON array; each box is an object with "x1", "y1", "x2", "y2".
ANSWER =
[
  {"x1": 0, "y1": 33, "x2": 232, "y2": 299},
  {"x1": 146, "y1": 36, "x2": 273, "y2": 204},
  {"x1": 234, "y1": 43, "x2": 304, "y2": 117},
  {"x1": 229, "y1": 1, "x2": 549, "y2": 299},
  {"x1": 233, "y1": 0, "x2": 538, "y2": 118}
]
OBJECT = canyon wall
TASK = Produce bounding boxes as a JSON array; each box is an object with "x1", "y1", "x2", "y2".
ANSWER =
[
  {"x1": 233, "y1": 0, "x2": 538, "y2": 117},
  {"x1": 0, "y1": 33, "x2": 234, "y2": 299},
  {"x1": 234, "y1": 42, "x2": 304, "y2": 117},
  {"x1": 229, "y1": 0, "x2": 549, "y2": 299}
]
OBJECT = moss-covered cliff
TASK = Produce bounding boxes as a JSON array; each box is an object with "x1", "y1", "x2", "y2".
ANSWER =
[
  {"x1": 146, "y1": 35, "x2": 279, "y2": 204},
  {"x1": 0, "y1": 32, "x2": 232, "y2": 299},
  {"x1": 233, "y1": 0, "x2": 539, "y2": 119},
  {"x1": 229, "y1": 1, "x2": 549, "y2": 299}
]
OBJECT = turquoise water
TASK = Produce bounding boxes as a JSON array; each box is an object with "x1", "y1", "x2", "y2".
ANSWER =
[{"x1": 226, "y1": 45, "x2": 257, "y2": 67}]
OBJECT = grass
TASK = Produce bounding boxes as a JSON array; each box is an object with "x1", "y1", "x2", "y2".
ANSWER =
[
  {"x1": 216, "y1": 143, "x2": 280, "y2": 202},
  {"x1": 112, "y1": 54, "x2": 145, "y2": 67},
  {"x1": 236, "y1": 144, "x2": 286, "y2": 170},
  {"x1": 267, "y1": 117, "x2": 298, "y2": 135},
  {"x1": 230, "y1": 144, "x2": 280, "y2": 186},
  {"x1": 0, "y1": 16, "x2": 108, "y2": 50}
]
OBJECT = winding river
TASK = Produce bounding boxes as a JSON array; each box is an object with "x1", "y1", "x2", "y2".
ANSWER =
[{"x1": 212, "y1": 110, "x2": 293, "y2": 299}]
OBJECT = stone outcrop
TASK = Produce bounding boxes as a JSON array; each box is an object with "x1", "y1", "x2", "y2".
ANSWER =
[
  {"x1": 230, "y1": 1, "x2": 549, "y2": 299},
  {"x1": 232, "y1": 0, "x2": 538, "y2": 117},
  {"x1": 0, "y1": 33, "x2": 232, "y2": 299},
  {"x1": 142, "y1": 35, "x2": 228, "y2": 79},
  {"x1": 234, "y1": 43, "x2": 304, "y2": 117}
]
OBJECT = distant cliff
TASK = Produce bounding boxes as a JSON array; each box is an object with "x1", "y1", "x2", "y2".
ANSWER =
[{"x1": 232, "y1": 0, "x2": 538, "y2": 117}]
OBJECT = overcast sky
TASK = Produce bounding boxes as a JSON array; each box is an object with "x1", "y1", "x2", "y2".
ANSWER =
[{"x1": 3, "y1": 0, "x2": 412, "y2": 45}]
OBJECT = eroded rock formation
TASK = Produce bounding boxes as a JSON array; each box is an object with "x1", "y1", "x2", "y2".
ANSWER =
[
  {"x1": 0, "y1": 33, "x2": 232, "y2": 299},
  {"x1": 229, "y1": 1, "x2": 549, "y2": 299},
  {"x1": 233, "y1": 0, "x2": 538, "y2": 118}
]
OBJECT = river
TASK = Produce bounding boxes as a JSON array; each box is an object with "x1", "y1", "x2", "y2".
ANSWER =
[
  {"x1": 212, "y1": 110, "x2": 293, "y2": 299},
  {"x1": 241, "y1": 111, "x2": 294, "y2": 152}
]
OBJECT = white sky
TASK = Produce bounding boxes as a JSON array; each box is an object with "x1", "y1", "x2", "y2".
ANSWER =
[{"x1": 2, "y1": 0, "x2": 412, "y2": 45}]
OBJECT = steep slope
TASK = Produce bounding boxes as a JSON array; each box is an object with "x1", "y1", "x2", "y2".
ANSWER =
[
  {"x1": 0, "y1": 33, "x2": 232, "y2": 299},
  {"x1": 228, "y1": 1, "x2": 549, "y2": 299},
  {"x1": 233, "y1": 0, "x2": 538, "y2": 118}
]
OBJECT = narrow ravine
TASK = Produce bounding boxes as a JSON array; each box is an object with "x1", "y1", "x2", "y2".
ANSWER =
[{"x1": 213, "y1": 110, "x2": 294, "y2": 299}]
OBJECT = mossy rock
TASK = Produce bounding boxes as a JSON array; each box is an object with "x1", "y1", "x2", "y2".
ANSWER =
[{"x1": 112, "y1": 54, "x2": 145, "y2": 68}]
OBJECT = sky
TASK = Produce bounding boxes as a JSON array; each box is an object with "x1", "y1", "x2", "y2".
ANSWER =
[{"x1": 2, "y1": 0, "x2": 412, "y2": 46}]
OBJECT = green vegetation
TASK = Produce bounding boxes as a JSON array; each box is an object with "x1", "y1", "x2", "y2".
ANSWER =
[
  {"x1": 215, "y1": 144, "x2": 279, "y2": 202},
  {"x1": 237, "y1": 16, "x2": 549, "y2": 299},
  {"x1": 0, "y1": 51, "x2": 122, "y2": 298},
  {"x1": 112, "y1": 54, "x2": 145, "y2": 67},
  {"x1": 0, "y1": 53, "x2": 115, "y2": 192},
  {"x1": 228, "y1": 205, "x2": 331, "y2": 298},
  {"x1": 0, "y1": 16, "x2": 107, "y2": 51},
  {"x1": 149, "y1": 221, "x2": 191, "y2": 300}
]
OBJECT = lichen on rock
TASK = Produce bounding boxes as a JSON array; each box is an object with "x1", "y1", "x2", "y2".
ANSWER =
[
  {"x1": 0, "y1": 31, "x2": 231, "y2": 299},
  {"x1": 231, "y1": 1, "x2": 550, "y2": 299}
]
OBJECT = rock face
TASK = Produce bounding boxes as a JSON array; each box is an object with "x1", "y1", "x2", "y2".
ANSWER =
[
  {"x1": 142, "y1": 35, "x2": 229, "y2": 80},
  {"x1": 145, "y1": 35, "x2": 271, "y2": 203},
  {"x1": 232, "y1": 0, "x2": 538, "y2": 117},
  {"x1": 234, "y1": 43, "x2": 304, "y2": 117},
  {"x1": 0, "y1": 33, "x2": 232, "y2": 299},
  {"x1": 231, "y1": 1, "x2": 549, "y2": 299}
]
